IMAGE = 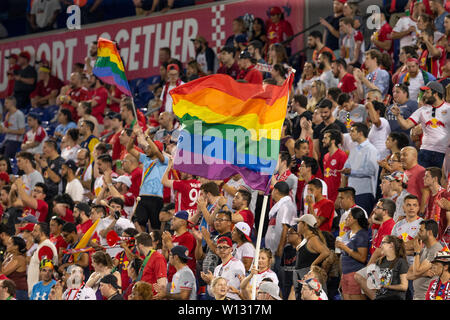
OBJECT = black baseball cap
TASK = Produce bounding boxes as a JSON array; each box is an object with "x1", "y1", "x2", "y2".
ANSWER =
[
  {"x1": 171, "y1": 245, "x2": 192, "y2": 260},
  {"x1": 100, "y1": 274, "x2": 120, "y2": 289}
]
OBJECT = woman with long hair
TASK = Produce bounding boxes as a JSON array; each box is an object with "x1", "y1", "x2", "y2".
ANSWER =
[
  {"x1": 186, "y1": 59, "x2": 207, "y2": 82},
  {"x1": 231, "y1": 222, "x2": 255, "y2": 273},
  {"x1": 342, "y1": 1, "x2": 362, "y2": 30},
  {"x1": 0, "y1": 236, "x2": 28, "y2": 300},
  {"x1": 373, "y1": 235, "x2": 409, "y2": 300},
  {"x1": 280, "y1": 119, "x2": 295, "y2": 158},
  {"x1": 267, "y1": 43, "x2": 288, "y2": 66},
  {"x1": 306, "y1": 80, "x2": 326, "y2": 112},
  {"x1": 295, "y1": 61, "x2": 319, "y2": 99},
  {"x1": 61, "y1": 128, "x2": 81, "y2": 162},
  {"x1": 129, "y1": 281, "x2": 153, "y2": 300},
  {"x1": 249, "y1": 17, "x2": 268, "y2": 53},
  {"x1": 336, "y1": 207, "x2": 370, "y2": 300},
  {"x1": 123, "y1": 258, "x2": 143, "y2": 300},
  {"x1": 86, "y1": 251, "x2": 122, "y2": 299},
  {"x1": 270, "y1": 63, "x2": 287, "y2": 86},
  {"x1": 378, "y1": 132, "x2": 409, "y2": 176},
  {"x1": 291, "y1": 214, "x2": 330, "y2": 300}
]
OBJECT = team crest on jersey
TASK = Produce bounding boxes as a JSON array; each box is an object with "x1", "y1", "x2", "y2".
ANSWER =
[{"x1": 331, "y1": 159, "x2": 337, "y2": 166}]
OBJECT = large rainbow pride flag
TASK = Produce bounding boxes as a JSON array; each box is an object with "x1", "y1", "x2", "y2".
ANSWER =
[
  {"x1": 170, "y1": 73, "x2": 293, "y2": 192},
  {"x1": 92, "y1": 37, "x2": 132, "y2": 97}
]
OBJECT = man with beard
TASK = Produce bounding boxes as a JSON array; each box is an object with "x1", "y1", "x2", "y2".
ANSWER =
[
  {"x1": 75, "y1": 148, "x2": 93, "y2": 200},
  {"x1": 393, "y1": 81, "x2": 450, "y2": 168},
  {"x1": 318, "y1": 51, "x2": 338, "y2": 89},
  {"x1": 308, "y1": 30, "x2": 335, "y2": 69},
  {"x1": 331, "y1": 58, "x2": 357, "y2": 96},
  {"x1": 322, "y1": 129, "x2": 347, "y2": 202},
  {"x1": 85, "y1": 76, "x2": 109, "y2": 126},
  {"x1": 398, "y1": 58, "x2": 436, "y2": 102},
  {"x1": 313, "y1": 99, "x2": 347, "y2": 170},
  {"x1": 84, "y1": 41, "x2": 98, "y2": 74},
  {"x1": 58, "y1": 222, "x2": 90, "y2": 278},
  {"x1": 27, "y1": 222, "x2": 58, "y2": 296},
  {"x1": 61, "y1": 160, "x2": 84, "y2": 203},
  {"x1": 56, "y1": 72, "x2": 89, "y2": 122},
  {"x1": 79, "y1": 120, "x2": 100, "y2": 158},
  {"x1": 73, "y1": 202, "x2": 93, "y2": 237},
  {"x1": 134, "y1": 232, "x2": 168, "y2": 296},
  {"x1": 93, "y1": 154, "x2": 118, "y2": 198}
]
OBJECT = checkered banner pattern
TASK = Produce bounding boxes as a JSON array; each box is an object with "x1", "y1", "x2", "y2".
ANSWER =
[{"x1": 211, "y1": 4, "x2": 226, "y2": 53}]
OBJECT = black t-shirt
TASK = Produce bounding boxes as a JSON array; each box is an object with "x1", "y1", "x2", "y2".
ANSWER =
[
  {"x1": 45, "y1": 156, "x2": 65, "y2": 197},
  {"x1": 292, "y1": 110, "x2": 313, "y2": 140},
  {"x1": 324, "y1": 14, "x2": 343, "y2": 51},
  {"x1": 14, "y1": 65, "x2": 37, "y2": 93},
  {"x1": 313, "y1": 119, "x2": 347, "y2": 168},
  {"x1": 1, "y1": 207, "x2": 24, "y2": 233},
  {"x1": 375, "y1": 257, "x2": 409, "y2": 300}
]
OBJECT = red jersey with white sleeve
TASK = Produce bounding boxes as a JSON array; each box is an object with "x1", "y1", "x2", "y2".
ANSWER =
[
  {"x1": 323, "y1": 148, "x2": 348, "y2": 202},
  {"x1": 374, "y1": 22, "x2": 393, "y2": 56},
  {"x1": 172, "y1": 179, "x2": 202, "y2": 218},
  {"x1": 419, "y1": 45, "x2": 446, "y2": 78},
  {"x1": 168, "y1": 231, "x2": 197, "y2": 282},
  {"x1": 408, "y1": 102, "x2": 450, "y2": 154},
  {"x1": 23, "y1": 126, "x2": 47, "y2": 147}
]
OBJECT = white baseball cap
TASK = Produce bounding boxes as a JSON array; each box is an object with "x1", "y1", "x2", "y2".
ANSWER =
[
  {"x1": 294, "y1": 214, "x2": 317, "y2": 228},
  {"x1": 112, "y1": 175, "x2": 132, "y2": 188},
  {"x1": 234, "y1": 222, "x2": 252, "y2": 242}
]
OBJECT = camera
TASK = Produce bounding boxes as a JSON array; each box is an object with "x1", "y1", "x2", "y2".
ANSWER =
[{"x1": 114, "y1": 210, "x2": 121, "y2": 220}]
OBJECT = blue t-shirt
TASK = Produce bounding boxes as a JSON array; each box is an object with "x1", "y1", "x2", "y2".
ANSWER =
[
  {"x1": 30, "y1": 280, "x2": 57, "y2": 300},
  {"x1": 386, "y1": 100, "x2": 418, "y2": 139},
  {"x1": 341, "y1": 229, "x2": 370, "y2": 274},
  {"x1": 138, "y1": 153, "x2": 168, "y2": 197},
  {"x1": 54, "y1": 122, "x2": 77, "y2": 140}
]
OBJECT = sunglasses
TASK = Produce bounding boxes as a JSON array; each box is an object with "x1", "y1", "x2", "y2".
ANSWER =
[{"x1": 216, "y1": 246, "x2": 231, "y2": 250}]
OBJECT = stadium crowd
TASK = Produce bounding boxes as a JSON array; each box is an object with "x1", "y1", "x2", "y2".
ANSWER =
[{"x1": 0, "y1": 0, "x2": 450, "y2": 301}]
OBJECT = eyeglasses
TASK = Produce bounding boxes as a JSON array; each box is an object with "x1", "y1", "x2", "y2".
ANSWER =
[
  {"x1": 216, "y1": 246, "x2": 231, "y2": 250},
  {"x1": 215, "y1": 218, "x2": 231, "y2": 223},
  {"x1": 375, "y1": 206, "x2": 385, "y2": 210}
]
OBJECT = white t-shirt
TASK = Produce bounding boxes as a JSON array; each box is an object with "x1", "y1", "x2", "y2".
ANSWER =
[
  {"x1": 320, "y1": 69, "x2": 339, "y2": 89},
  {"x1": 407, "y1": 71, "x2": 424, "y2": 102},
  {"x1": 30, "y1": 0, "x2": 61, "y2": 29},
  {"x1": 265, "y1": 197, "x2": 296, "y2": 255},
  {"x1": 368, "y1": 117, "x2": 391, "y2": 160},
  {"x1": 409, "y1": 102, "x2": 450, "y2": 153},
  {"x1": 97, "y1": 216, "x2": 135, "y2": 258},
  {"x1": 211, "y1": 257, "x2": 245, "y2": 300},
  {"x1": 22, "y1": 170, "x2": 44, "y2": 195},
  {"x1": 251, "y1": 269, "x2": 279, "y2": 291},
  {"x1": 65, "y1": 178, "x2": 84, "y2": 203},
  {"x1": 63, "y1": 286, "x2": 96, "y2": 300},
  {"x1": 233, "y1": 242, "x2": 255, "y2": 264},
  {"x1": 392, "y1": 16, "x2": 418, "y2": 48},
  {"x1": 160, "y1": 81, "x2": 185, "y2": 114},
  {"x1": 295, "y1": 76, "x2": 320, "y2": 98},
  {"x1": 61, "y1": 145, "x2": 81, "y2": 162}
]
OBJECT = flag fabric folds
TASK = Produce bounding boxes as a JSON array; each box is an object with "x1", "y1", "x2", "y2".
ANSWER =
[
  {"x1": 92, "y1": 37, "x2": 132, "y2": 97},
  {"x1": 170, "y1": 73, "x2": 293, "y2": 192}
]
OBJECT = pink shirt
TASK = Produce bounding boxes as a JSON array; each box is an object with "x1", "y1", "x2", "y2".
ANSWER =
[{"x1": 405, "y1": 164, "x2": 426, "y2": 204}]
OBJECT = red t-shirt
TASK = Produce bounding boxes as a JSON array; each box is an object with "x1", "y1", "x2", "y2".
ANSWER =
[
  {"x1": 23, "y1": 199, "x2": 48, "y2": 222},
  {"x1": 405, "y1": 164, "x2": 426, "y2": 204},
  {"x1": 76, "y1": 219, "x2": 93, "y2": 236},
  {"x1": 129, "y1": 167, "x2": 143, "y2": 198},
  {"x1": 110, "y1": 131, "x2": 123, "y2": 161},
  {"x1": 62, "y1": 208, "x2": 74, "y2": 223},
  {"x1": 339, "y1": 73, "x2": 357, "y2": 94},
  {"x1": 238, "y1": 65, "x2": 263, "y2": 84},
  {"x1": 266, "y1": 20, "x2": 294, "y2": 45},
  {"x1": 50, "y1": 234, "x2": 68, "y2": 255},
  {"x1": 235, "y1": 209, "x2": 255, "y2": 229},
  {"x1": 108, "y1": 86, "x2": 123, "y2": 113},
  {"x1": 89, "y1": 86, "x2": 109, "y2": 125},
  {"x1": 313, "y1": 198, "x2": 335, "y2": 232},
  {"x1": 168, "y1": 231, "x2": 196, "y2": 282},
  {"x1": 63, "y1": 87, "x2": 90, "y2": 122},
  {"x1": 370, "y1": 218, "x2": 395, "y2": 254},
  {"x1": 172, "y1": 179, "x2": 202, "y2": 217},
  {"x1": 30, "y1": 76, "x2": 63, "y2": 99},
  {"x1": 376, "y1": 22, "x2": 393, "y2": 55},
  {"x1": 323, "y1": 149, "x2": 348, "y2": 202},
  {"x1": 141, "y1": 250, "x2": 168, "y2": 296}
]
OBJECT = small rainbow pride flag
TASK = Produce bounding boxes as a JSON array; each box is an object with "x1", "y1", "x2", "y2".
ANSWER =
[
  {"x1": 170, "y1": 73, "x2": 293, "y2": 192},
  {"x1": 92, "y1": 37, "x2": 132, "y2": 97}
]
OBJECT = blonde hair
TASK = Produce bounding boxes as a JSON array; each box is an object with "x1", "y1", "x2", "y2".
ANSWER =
[{"x1": 131, "y1": 281, "x2": 153, "y2": 300}]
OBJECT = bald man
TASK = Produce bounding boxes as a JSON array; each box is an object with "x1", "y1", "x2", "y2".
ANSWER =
[
  {"x1": 122, "y1": 153, "x2": 142, "y2": 198},
  {"x1": 400, "y1": 146, "x2": 428, "y2": 215},
  {"x1": 154, "y1": 112, "x2": 180, "y2": 143}
]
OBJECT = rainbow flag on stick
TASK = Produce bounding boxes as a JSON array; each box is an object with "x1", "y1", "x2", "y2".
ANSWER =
[
  {"x1": 92, "y1": 37, "x2": 132, "y2": 97},
  {"x1": 170, "y1": 73, "x2": 294, "y2": 192}
]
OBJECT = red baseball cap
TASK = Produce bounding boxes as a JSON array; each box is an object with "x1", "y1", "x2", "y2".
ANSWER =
[
  {"x1": 5, "y1": 54, "x2": 18, "y2": 60},
  {"x1": 217, "y1": 236, "x2": 233, "y2": 248},
  {"x1": 153, "y1": 140, "x2": 164, "y2": 152},
  {"x1": 19, "y1": 51, "x2": 31, "y2": 61},
  {"x1": 337, "y1": 0, "x2": 347, "y2": 4},
  {"x1": 167, "y1": 63, "x2": 180, "y2": 72},
  {"x1": 270, "y1": 6, "x2": 282, "y2": 15},
  {"x1": 19, "y1": 223, "x2": 36, "y2": 233},
  {"x1": 0, "y1": 172, "x2": 10, "y2": 184}
]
